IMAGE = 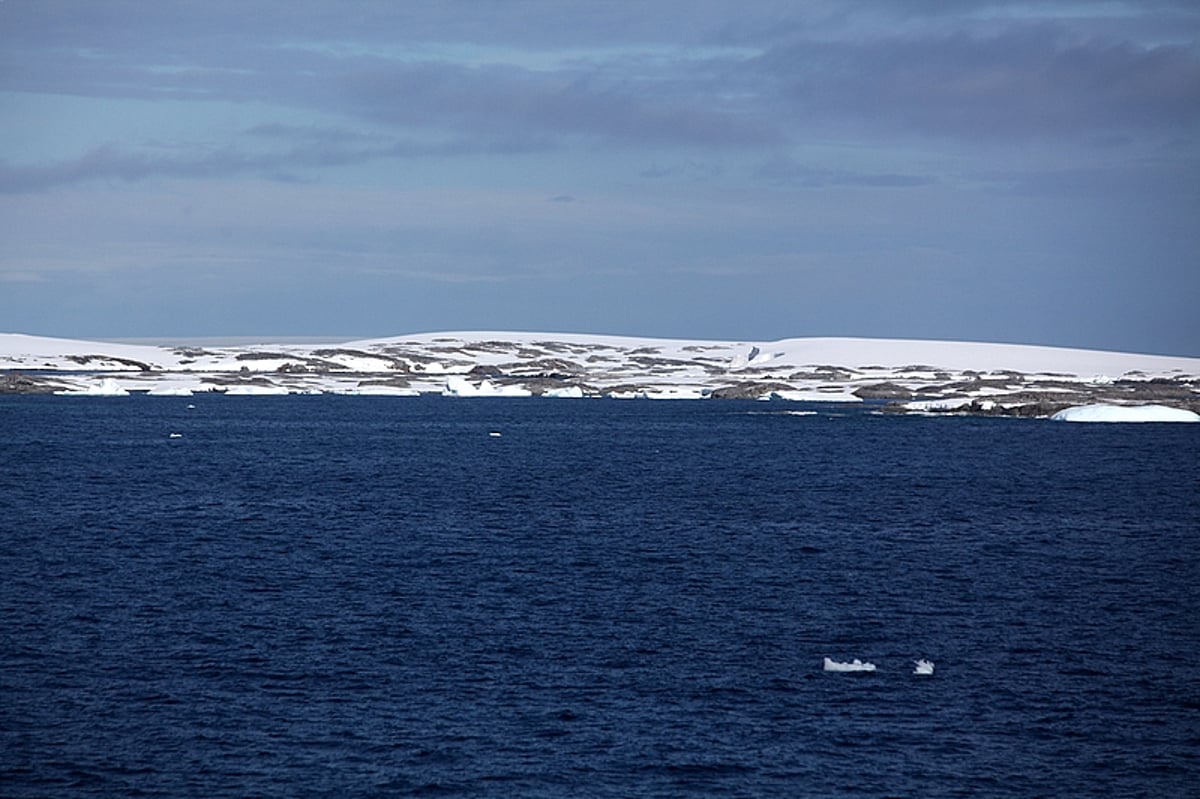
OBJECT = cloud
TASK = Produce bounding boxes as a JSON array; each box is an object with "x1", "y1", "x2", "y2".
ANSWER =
[
  {"x1": 0, "y1": 124, "x2": 558, "y2": 193},
  {"x1": 4, "y1": 2, "x2": 1196, "y2": 160},
  {"x1": 319, "y1": 58, "x2": 780, "y2": 148},
  {"x1": 754, "y1": 25, "x2": 1200, "y2": 140},
  {"x1": 0, "y1": 270, "x2": 47, "y2": 284},
  {"x1": 640, "y1": 160, "x2": 725, "y2": 180},
  {"x1": 752, "y1": 154, "x2": 936, "y2": 188}
]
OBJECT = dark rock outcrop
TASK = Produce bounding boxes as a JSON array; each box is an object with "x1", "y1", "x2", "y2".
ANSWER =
[
  {"x1": 710, "y1": 381, "x2": 795, "y2": 400},
  {"x1": 852, "y1": 382, "x2": 914, "y2": 400},
  {"x1": 0, "y1": 373, "x2": 65, "y2": 394}
]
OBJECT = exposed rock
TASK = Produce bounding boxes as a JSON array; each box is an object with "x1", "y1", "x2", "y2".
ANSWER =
[
  {"x1": 1104, "y1": 380, "x2": 1196, "y2": 401},
  {"x1": 852, "y1": 382, "x2": 914, "y2": 400},
  {"x1": 276, "y1": 362, "x2": 310, "y2": 373},
  {"x1": 630, "y1": 356, "x2": 694, "y2": 370},
  {"x1": 312, "y1": 348, "x2": 402, "y2": 369},
  {"x1": 0, "y1": 373, "x2": 66, "y2": 394},
  {"x1": 356, "y1": 377, "x2": 413, "y2": 388},
  {"x1": 791, "y1": 366, "x2": 857, "y2": 380},
  {"x1": 710, "y1": 381, "x2": 796, "y2": 400},
  {"x1": 206, "y1": 373, "x2": 277, "y2": 386},
  {"x1": 6, "y1": 332, "x2": 1199, "y2": 415},
  {"x1": 65, "y1": 354, "x2": 152, "y2": 371},
  {"x1": 503, "y1": 377, "x2": 596, "y2": 396},
  {"x1": 499, "y1": 357, "x2": 585, "y2": 376},
  {"x1": 236, "y1": 351, "x2": 294, "y2": 361},
  {"x1": 1001, "y1": 401, "x2": 1077, "y2": 418},
  {"x1": 601, "y1": 383, "x2": 656, "y2": 397}
]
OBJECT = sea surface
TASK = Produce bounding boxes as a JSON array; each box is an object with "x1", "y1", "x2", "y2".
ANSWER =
[{"x1": 2, "y1": 396, "x2": 1198, "y2": 798}]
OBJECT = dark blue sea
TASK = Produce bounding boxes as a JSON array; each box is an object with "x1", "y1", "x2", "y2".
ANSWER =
[{"x1": 2, "y1": 396, "x2": 1198, "y2": 798}]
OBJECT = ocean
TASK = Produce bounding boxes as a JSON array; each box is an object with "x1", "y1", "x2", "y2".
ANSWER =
[{"x1": 2, "y1": 396, "x2": 1197, "y2": 797}]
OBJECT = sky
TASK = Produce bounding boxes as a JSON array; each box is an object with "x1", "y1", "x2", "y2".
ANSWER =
[{"x1": 1, "y1": 1, "x2": 1198, "y2": 355}]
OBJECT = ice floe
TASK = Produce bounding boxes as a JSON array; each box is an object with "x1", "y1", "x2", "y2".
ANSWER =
[{"x1": 823, "y1": 657, "x2": 876, "y2": 673}]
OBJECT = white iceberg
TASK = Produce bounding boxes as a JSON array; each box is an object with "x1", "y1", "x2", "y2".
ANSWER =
[
  {"x1": 823, "y1": 657, "x2": 876, "y2": 673},
  {"x1": 543, "y1": 385, "x2": 585, "y2": 398},
  {"x1": 442, "y1": 376, "x2": 531, "y2": 397},
  {"x1": 913, "y1": 659, "x2": 935, "y2": 676},
  {"x1": 1051, "y1": 404, "x2": 1199, "y2": 423}
]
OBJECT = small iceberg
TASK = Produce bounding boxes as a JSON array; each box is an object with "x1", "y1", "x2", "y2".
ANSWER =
[
  {"x1": 168, "y1": 432, "x2": 183, "y2": 439},
  {"x1": 913, "y1": 659, "x2": 935, "y2": 676},
  {"x1": 823, "y1": 657, "x2": 876, "y2": 673},
  {"x1": 543, "y1": 385, "x2": 585, "y2": 398},
  {"x1": 1051, "y1": 404, "x2": 1199, "y2": 423},
  {"x1": 443, "y1": 376, "x2": 531, "y2": 397}
]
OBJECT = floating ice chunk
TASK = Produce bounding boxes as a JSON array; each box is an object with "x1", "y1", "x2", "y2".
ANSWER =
[
  {"x1": 823, "y1": 657, "x2": 876, "y2": 672},
  {"x1": 488, "y1": 431, "x2": 502, "y2": 437},
  {"x1": 168, "y1": 432, "x2": 183, "y2": 439},
  {"x1": 913, "y1": 659, "x2": 935, "y2": 676},
  {"x1": 443, "y1": 376, "x2": 531, "y2": 397},
  {"x1": 543, "y1": 385, "x2": 584, "y2": 398},
  {"x1": 1051, "y1": 404, "x2": 1199, "y2": 423}
]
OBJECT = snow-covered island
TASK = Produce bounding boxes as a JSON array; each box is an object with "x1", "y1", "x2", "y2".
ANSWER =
[{"x1": 2, "y1": 332, "x2": 1198, "y2": 421}]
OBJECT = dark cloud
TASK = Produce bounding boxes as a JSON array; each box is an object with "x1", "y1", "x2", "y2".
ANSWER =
[
  {"x1": 3, "y1": 2, "x2": 1196, "y2": 155},
  {"x1": 1, "y1": 0, "x2": 806, "y2": 51},
  {"x1": 321, "y1": 58, "x2": 779, "y2": 148},
  {"x1": 2, "y1": 2, "x2": 1197, "y2": 195},
  {"x1": 756, "y1": 25, "x2": 1200, "y2": 140}
]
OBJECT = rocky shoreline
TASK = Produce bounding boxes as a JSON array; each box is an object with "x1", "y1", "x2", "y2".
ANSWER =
[{"x1": 2, "y1": 333, "x2": 1198, "y2": 418}]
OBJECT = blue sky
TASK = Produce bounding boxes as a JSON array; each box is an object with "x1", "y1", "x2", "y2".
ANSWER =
[{"x1": 2, "y1": 1, "x2": 1198, "y2": 354}]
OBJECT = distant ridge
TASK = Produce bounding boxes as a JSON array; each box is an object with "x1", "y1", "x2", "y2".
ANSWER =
[{"x1": 2, "y1": 332, "x2": 1198, "y2": 417}]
